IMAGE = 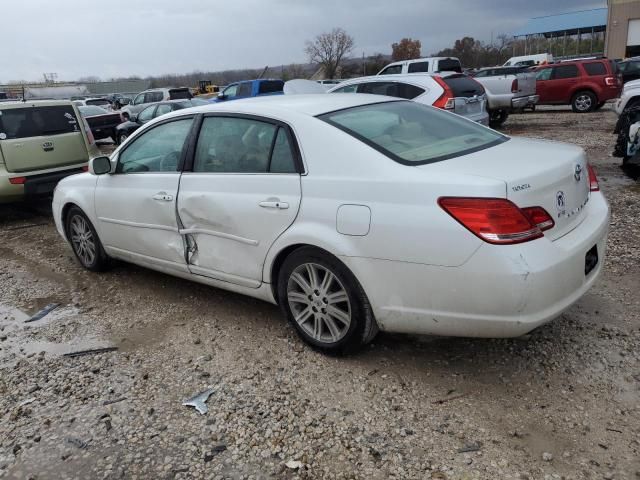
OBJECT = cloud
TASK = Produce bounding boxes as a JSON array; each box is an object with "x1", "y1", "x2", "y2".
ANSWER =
[{"x1": 0, "y1": 0, "x2": 605, "y2": 81}]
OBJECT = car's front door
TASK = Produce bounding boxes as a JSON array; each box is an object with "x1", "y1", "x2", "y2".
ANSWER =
[
  {"x1": 94, "y1": 116, "x2": 194, "y2": 271},
  {"x1": 547, "y1": 64, "x2": 579, "y2": 103},
  {"x1": 535, "y1": 67, "x2": 553, "y2": 102},
  {"x1": 177, "y1": 114, "x2": 302, "y2": 287}
]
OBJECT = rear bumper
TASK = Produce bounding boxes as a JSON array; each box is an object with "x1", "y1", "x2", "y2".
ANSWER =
[
  {"x1": 342, "y1": 192, "x2": 609, "y2": 338},
  {"x1": 0, "y1": 167, "x2": 85, "y2": 203},
  {"x1": 511, "y1": 95, "x2": 539, "y2": 110}
]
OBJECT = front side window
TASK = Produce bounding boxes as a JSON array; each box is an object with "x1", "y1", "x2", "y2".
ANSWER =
[
  {"x1": 319, "y1": 101, "x2": 506, "y2": 165},
  {"x1": 379, "y1": 65, "x2": 402, "y2": 75},
  {"x1": 138, "y1": 106, "x2": 156, "y2": 123},
  {"x1": 553, "y1": 65, "x2": 579, "y2": 79},
  {"x1": 331, "y1": 84, "x2": 358, "y2": 93},
  {"x1": 155, "y1": 104, "x2": 173, "y2": 117},
  {"x1": 356, "y1": 81, "x2": 426, "y2": 100},
  {"x1": 116, "y1": 118, "x2": 193, "y2": 173},
  {"x1": 0, "y1": 105, "x2": 80, "y2": 139},
  {"x1": 193, "y1": 117, "x2": 297, "y2": 173},
  {"x1": 223, "y1": 84, "x2": 239, "y2": 98}
]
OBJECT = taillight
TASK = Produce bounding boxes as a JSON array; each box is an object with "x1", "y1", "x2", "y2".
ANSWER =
[
  {"x1": 433, "y1": 76, "x2": 455, "y2": 110},
  {"x1": 522, "y1": 206, "x2": 554, "y2": 231},
  {"x1": 438, "y1": 197, "x2": 543, "y2": 245},
  {"x1": 605, "y1": 76, "x2": 616, "y2": 86},
  {"x1": 511, "y1": 79, "x2": 519, "y2": 93},
  {"x1": 588, "y1": 164, "x2": 600, "y2": 192},
  {"x1": 9, "y1": 177, "x2": 26, "y2": 185}
]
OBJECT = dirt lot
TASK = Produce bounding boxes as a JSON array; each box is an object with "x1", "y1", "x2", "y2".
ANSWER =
[{"x1": 0, "y1": 106, "x2": 639, "y2": 480}]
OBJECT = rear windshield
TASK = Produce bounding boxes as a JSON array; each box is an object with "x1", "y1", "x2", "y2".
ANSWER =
[
  {"x1": 86, "y1": 98, "x2": 110, "y2": 106},
  {"x1": 258, "y1": 80, "x2": 285, "y2": 94},
  {"x1": 79, "y1": 106, "x2": 109, "y2": 116},
  {"x1": 442, "y1": 75, "x2": 485, "y2": 97},
  {"x1": 437, "y1": 58, "x2": 462, "y2": 73},
  {"x1": 0, "y1": 105, "x2": 80, "y2": 140},
  {"x1": 319, "y1": 101, "x2": 506, "y2": 165},
  {"x1": 583, "y1": 62, "x2": 607, "y2": 76},
  {"x1": 168, "y1": 88, "x2": 192, "y2": 100}
]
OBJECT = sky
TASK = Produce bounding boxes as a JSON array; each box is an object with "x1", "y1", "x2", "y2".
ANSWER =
[{"x1": 0, "y1": 0, "x2": 606, "y2": 82}]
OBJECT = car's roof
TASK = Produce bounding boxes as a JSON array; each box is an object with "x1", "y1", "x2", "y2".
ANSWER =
[
  {"x1": 385, "y1": 57, "x2": 459, "y2": 66},
  {"x1": 329, "y1": 73, "x2": 446, "y2": 87},
  {"x1": 166, "y1": 94, "x2": 401, "y2": 119},
  {"x1": 0, "y1": 99, "x2": 75, "y2": 110}
]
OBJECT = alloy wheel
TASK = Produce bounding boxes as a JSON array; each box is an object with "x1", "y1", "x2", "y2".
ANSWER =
[
  {"x1": 286, "y1": 263, "x2": 351, "y2": 344},
  {"x1": 575, "y1": 95, "x2": 592, "y2": 112},
  {"x1": 69, "y1": 214, "x2": 96, "y2": 267}
]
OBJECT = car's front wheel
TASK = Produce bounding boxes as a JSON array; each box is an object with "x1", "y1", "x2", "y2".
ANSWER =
[
  {"x1": 65, "y1": 206, "x2": 109, "y2": 272},
  {"x1": 277, "y1": 247, "x2": 378, "y2": 354},
  {"x1": 117, "y1": 132, "x2": 128, "y2": 145}
]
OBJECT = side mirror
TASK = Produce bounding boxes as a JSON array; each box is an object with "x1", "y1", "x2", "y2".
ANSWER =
[
  {"x1": 89, "y1": 156, "x2": 112, "y2": 175},
  {"x1": 217, "y1": 93, "x2": 226, "y2": 100}
]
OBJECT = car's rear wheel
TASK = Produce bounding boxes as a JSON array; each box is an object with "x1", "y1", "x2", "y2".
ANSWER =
[
  {"x1": 572, "y1": 91, "x2": 597, "y2": 113},
  {"x1": 277, "y1": 247, "x2": 378, "y2": 354},
  {"x1": 117, "y1": 132, "x2": 128, "y2": 145},
  {"x1": 65, "y1": 206, "x2": 109, "y2": 272}
]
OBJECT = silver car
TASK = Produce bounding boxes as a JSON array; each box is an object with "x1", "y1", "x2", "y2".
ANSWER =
[{"x1": 327, "y1": 73, "x2": 489, "y2": 126}]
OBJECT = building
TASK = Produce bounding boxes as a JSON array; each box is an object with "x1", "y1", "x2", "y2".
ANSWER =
[
  {"x1": 513, "y1": 8, "x2": 608, "y2": 59},
  {"x1": 605, "y1": 0, "x2": 640, "y2": 58}
]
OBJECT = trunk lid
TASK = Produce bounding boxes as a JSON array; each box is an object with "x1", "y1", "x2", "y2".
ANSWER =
[
  {"x1": 514, "y1": 72, "x2": 537, "y2": 97},
  {"x1": 0, "y1": 104, "x2": 89, "y2": 173},
  {"x1": 421, "y1": 137, "x2": 591, "y2": 240},
  {"x1": 442, "y1": 74, "x2": 488, "y2": 119}
]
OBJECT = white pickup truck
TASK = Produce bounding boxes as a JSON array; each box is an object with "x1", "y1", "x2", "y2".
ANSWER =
[{"x1": 472, "y1": 66, "x2": 539, "y2": 127}]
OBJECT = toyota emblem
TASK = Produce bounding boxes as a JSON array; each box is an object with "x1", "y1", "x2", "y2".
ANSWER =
[{"x1": 574, "y1": 164, "x2": 583, "y2": 182}]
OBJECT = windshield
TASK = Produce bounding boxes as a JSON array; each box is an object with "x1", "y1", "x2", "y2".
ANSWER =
[
  {"x1": 319, "y1": 101, "x2": 506, "y2": 165},
  {"x1": 79, "y1": 105, "x2": 109, "y2": 116}
]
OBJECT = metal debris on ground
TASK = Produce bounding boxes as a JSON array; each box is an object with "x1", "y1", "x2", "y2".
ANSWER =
[
  {"x1": 63, "y1": 347, "x2": 118, "y2": 358},
  {"x1": 66, "y1": 437, "x2": 89, "y2": 449},
  {"x1": 24, "y1": 303, "x2": 60, "y2": 323},
  {"x1": 6, "y1": 223, "x2": 47, "y2": 231},
  {"x1": 102, "y1": 397, "x2": 127, "y2": 406},
  {"x1": 182, "y1": 388, "x2": 214, "y2": 415},
  {"x1": 457, "y1": 442, "x2": 482, "y2": 453},
  {"x1": 285, "y1": 460, "x2": 303, "y2": 469},
  {"x1": 18, "y1": 398, "x2": 35, "y2": 408}
]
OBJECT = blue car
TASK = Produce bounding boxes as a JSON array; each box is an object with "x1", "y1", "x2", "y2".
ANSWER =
[{"x1": 211, "y1": 79, "x2": 285, "y2": 103}]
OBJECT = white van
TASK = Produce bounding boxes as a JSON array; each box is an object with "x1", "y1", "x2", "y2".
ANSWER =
[
  {"x1": 377, "y1": 57, "x2": 462, "y2": 75},
  {"x1": 503, "y1": 54, "x2": 553, "y2": 67}
]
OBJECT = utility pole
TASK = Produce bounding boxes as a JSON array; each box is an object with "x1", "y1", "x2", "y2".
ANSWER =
[{"x1": 362, "y1": 52, "x2": 366, "y2": 76}]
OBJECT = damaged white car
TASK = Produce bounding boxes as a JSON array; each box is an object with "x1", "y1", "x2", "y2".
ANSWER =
[{"x1": 53, "y1": 94, "x2": 609, "y2": 353}]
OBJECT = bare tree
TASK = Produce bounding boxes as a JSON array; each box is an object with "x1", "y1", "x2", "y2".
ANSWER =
[{"x1": 305, "y1": 28, "x2": 355, "y2": 79}]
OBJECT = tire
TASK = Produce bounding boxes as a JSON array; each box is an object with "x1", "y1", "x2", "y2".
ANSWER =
[
  {"x1": 122, "y1": 112, "x2": 130, "y2": 121},
  {"x1": 117, "y1": 132, "x2": 129, "y2": 145},
  {"x1": 489, "y1": 109, "x2": 509, "y2": 128},
  {"x1": 277, "y1": 246, "x2": 378, "y2": 354},
  {"x1": 571, "y1": 91, "x2": 597, "y2": 113},
  {"x1": 65, "y1": 206, "x2": 109, "y2": 272}
]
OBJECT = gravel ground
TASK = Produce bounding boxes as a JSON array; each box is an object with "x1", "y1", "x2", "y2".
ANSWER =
[{"x1": 0, "y1": 106, "x2": 639, "y2": 480}]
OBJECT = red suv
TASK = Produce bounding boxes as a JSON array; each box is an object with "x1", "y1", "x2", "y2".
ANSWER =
[{"x1": 534, "y1": 59, "x2": 622, "y2": 112}]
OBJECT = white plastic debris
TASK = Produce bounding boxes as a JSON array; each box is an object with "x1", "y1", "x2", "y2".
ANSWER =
[
  {"x1": 285, "y1": 460, "x2": 303, "y2": 469},
  {"x1": 182, "y1": 388, "x2": 214, "y2": 415}
]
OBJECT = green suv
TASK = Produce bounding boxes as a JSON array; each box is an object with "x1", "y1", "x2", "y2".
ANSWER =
[{"x1": 0, "y1": 100, "x2": 99, "y2": 203}]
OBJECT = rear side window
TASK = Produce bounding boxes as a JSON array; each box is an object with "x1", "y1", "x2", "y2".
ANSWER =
[
  {"x1": 168, "y1": 89, "x2": 191, "y2": 100},
  {"x1": 407, "y1": 62, "x2": 429, "y2": 73},
  {"x1": 356, "y1": 82, "x2": 425, "y2": 100},
  {"x1": 437, "y1": 58, "x2": 462, "y2": 73},
  {"x1": 238, "y1": 82, "x2": 253, "y2": 97},
  {"x1": 583, "y1": 62, "x2": 607, "y2": 76},
  {"x1": 442, "y1": 75, "x2": 484, "y2": 97},
  {"x1": 379, "y1": 65, "x2": 402, "y2": 75},
  {"x1": 258, "y1": 80, "x2": 285, "y2": 94},
  {"x1": 144, "y1": 91, "x2": 163, "y2": 103},
  {"x1": 553, "y1": 65, "x2": 579, "y2": 79},
  {"x1": 0, "y1": 105, "x2": 80, "y2": 140}
]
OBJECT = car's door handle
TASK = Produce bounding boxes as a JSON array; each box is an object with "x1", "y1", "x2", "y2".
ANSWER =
[
  {"x1": 259, "y1": 200, "x2": 289, "y2": 210},
  {"x1": 152, "y1": 192, "x2": 174, "y2": 202}
]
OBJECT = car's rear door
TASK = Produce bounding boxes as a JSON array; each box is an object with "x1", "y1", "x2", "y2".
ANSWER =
[
  {"x1": 94, "y1": 116, "x2": 195, "y2": 270},
  {"x1": 177, "y1": 114, "x2": 302, "y2": 287},
  {"x1": 0, "y1": 104, "x2": 89, "y2": 173}
]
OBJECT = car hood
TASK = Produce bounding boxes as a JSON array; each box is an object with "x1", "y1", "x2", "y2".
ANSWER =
[{"x1": 623, "y1": 79, "x2": 640, "y2": 92}]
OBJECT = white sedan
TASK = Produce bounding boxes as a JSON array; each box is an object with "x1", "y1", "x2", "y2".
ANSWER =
[{"x1": 52, "y1": 94, "x2": 609, "y2": 353}]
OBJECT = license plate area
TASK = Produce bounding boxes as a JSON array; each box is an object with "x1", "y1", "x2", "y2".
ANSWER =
[{"x1": 585, "y1": 245, "x2": 598, "y2": 276}]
